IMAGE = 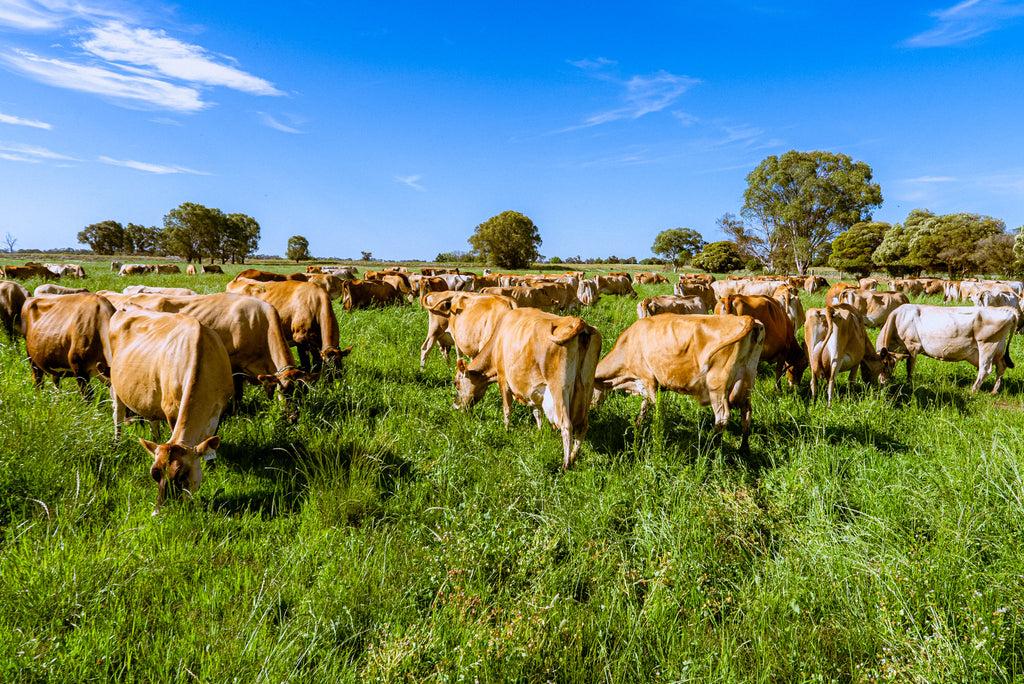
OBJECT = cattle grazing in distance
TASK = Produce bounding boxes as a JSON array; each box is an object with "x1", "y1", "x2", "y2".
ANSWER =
[
  {"x1": 714, "y1": 294, "x2": 808, "y2": 387},
  {"x1": 111, "y1": 261, "x2": 123, "y2": 272},
  {"x1": 0, "y1": 280, "x2": 29, "y2": 338},
  {"x1": 594, "y1": 274, "x2": 637, "y2": 298},
  {"x1": 234, "y1": 268, "x2": 303, "y2": 282},
  {"x1": 340, "y1": 279, "x2": 403, "y2": 311},
  {"x1": 805, "y1": 305, "x2": 891, "y2": 406},
  {"x1": 804, "y1": 275, "x2": 829, "y2": 294},
  {"x1": 876, "y1": 304, "x2": 1018, "y2": 393},
  {"x1": 155, "y1": 265, "x2": 181, "y2": 275},
  {"x1": 109, "y1": 308, "x2": 233, "y2": 513},
  {"x1": 123, "y1": 285, "x2": 198, "y2": 297},
  {"x1": 118, "y1": 264, "x2": 155, "y2": 276},
  {"x1": 3, "y1": 264, "x2": 55, "y2": 280},
  {"x1": 202, "y1": 264, "x2": 224, "y2": 274},
  {"x1": 637, "y1": 295, "x2": 705, "y2": 318},
  {"x1": 576, "y1": 279, "x2": 600, "y2": 307},
  {"x1": 255, "y1": 280, "x2": 352, "y2": 371},
  {"x1": 634, "y1": 272, "x2": 669, "y2": 285},
  {"x1": 44, "y1": 263, "x2": 86, "y2": 278},
  {"x1": 454, "y1": 308, "x2": 601, "y2": 470},
  {"x1": 21, "y1": 293, "x2": 114, "y2": 394},
  {"x1": 593, "y1": 313, "x2": 765, "y2": 453},
  {"x1": 186, "y1": 264, "x2": 197, "y2": 275}
]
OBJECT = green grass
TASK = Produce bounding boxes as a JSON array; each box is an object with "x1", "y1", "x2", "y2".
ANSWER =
[{"x1": 1, "y1": 265, "x2": 1023, "y2": 682}]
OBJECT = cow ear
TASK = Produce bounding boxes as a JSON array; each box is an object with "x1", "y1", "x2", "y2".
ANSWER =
[
  {"x1": 258, "y1": 374, "x2": 279, "y2": 387},
  {"x1": 196, "y1": 436, "x2": 221, "y2": 455},
  {"x1": 456, "y1": 358, "x2": 467, "y2": 374},
  {"x1": 339, "y1": 345, "x2": 354, "y2": 358},
  {"x1": 139, "y1": 438, "x2": 159, "y2": 457}
]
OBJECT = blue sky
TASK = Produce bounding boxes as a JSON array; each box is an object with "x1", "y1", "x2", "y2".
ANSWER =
[{"x1": 2, "y1": 0, "x2": 1024, "y2": 260}]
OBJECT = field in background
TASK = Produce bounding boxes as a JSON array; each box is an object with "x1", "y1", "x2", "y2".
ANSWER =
[{"x1": 1, "y1": 262, "x2": 1023, "y2": 682}]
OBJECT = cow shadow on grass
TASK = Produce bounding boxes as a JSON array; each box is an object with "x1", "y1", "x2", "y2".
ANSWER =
[{"x1": 207, "y1": 437, "x2": 414, "y2": 522}]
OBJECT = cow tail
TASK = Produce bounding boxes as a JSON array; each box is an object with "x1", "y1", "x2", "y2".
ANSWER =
[
  {"x1": 1005, "y1": 323, "x2": 1016, "y2": 369},
  {"x1": 550, "y1": 317, "x2": 588, "y2": 344},
  {"x1": 699, "y1": 316, "x2": 758, "y2": 377}
]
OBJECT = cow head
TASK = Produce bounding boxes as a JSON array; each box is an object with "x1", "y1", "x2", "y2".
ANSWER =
[
  {"x1": 319, "y1": 344, "x2": 354, "y2": 376},
  {"x1": 785, "y1": 341, "x2": 809, "y2": 386},
  {"x1": 141, "y1": 436, "x2": 220, "y2": 513},
  {"x1": 875, "y1": 347, "x2": 903, "y2": 384},
  {"x1": 453, "y1": 358, "x2": 488, "y2": 409}
]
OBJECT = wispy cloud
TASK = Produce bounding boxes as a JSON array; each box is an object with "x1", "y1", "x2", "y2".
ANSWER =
[
  {"x1": 395, "y1": 174, "x2": 425, "y2": 191},
  {"x1": 1, "y1": 48, "x2": 207, "y2": 111},
  {"x1": 257, "y1": 111, "x2": 303, "y2": 134},
  {"x1": 900, "y1": 175, "x2": 958, "y2": 183},
  {"x1": 80, "y1": 22, "x2": 282, "y2": 96},
  {"x1": 0, "y1": 0, "x2": 129, "y2": 31},
  {"x1": 99, "y1": 155, "x2": 210, "y2": 174},
  {"x1": 0, "y1": 110, "x2": 52, "y2": 129},
  {"x1": 559, "y1": 60, "x2": 700, "y2": 132},
  {"x1": 0, "y1": 140, "x2": 77, "y2": 162},
  {"x1": 906, "y1": 0, "x2": 1024, "y2": 47}
]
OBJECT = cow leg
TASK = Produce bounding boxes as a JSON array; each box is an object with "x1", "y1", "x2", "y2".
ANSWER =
[
  {"x1": 905, "y1": 355, "x2": 916, "y2": 388},
  {"x1": 29, "y1": 361, "x2": 45, "y2": 389},
  {"x1": 112, "y1": 387, "x2": 127, "y2": 440},
  {"x1": 419, "y1": 336, "x2": 435, "y2": 369},
  {"x1": 710, "y1": 393, "x2": 731, "y2": 452},
  {"x1": 296, "y1": 344, "x2": 312, "y2": 372},
  {"x1": 532, "y1": 408, "x2": 544, "y2": 429},
  {"x1": 773, "y1": 362, "x2": 784, "y2": 389},
  {"x1": 561, "y1": 427, "x2": 576, "y2": 471},
  {"x1": 738, "y1": 399, "x2": 752, "y2": 455},
  {"x1": 499, "y1": 383, "x2": 514, "y2": 431}
]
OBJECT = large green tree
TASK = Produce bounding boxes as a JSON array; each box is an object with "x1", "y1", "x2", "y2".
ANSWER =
[
  {"x1": 692, "y1": 241, "x2": 744, "y2": 273},
  {"x1": 287, "y1": 235, "x2": 311, "y2": 262},
  {"x1": 125, "y1": 223, "x2": 161, "y2": 255},
  {"x1": 163, "y1": 203, "x2": 217, "y2": 263},
  {"x1": 468, "y1": 210, "x2": 542, "y2": 269},
  {"x1": 905, "y1": 211, "x2": 1005, "y2": 277},
  {"x1": 742, "y1": 150, "x2": 883, "y2": 275},
  {"x1": 77, "y1": 220, "x2": 130, "y2": 254},
  {"x1": 828, "y1": 221, "x2": 890, "y2": 278},
  {"x1": 651, "y1": 228, "x2": 705, "y2": 270}
]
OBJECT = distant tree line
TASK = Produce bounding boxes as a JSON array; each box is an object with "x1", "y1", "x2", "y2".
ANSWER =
[{"x1": 77, "y1": 202, "x2": 261, "y2": 264}]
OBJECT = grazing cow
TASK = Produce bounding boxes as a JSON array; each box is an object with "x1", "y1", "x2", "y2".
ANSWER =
[
  {"x1": 889, "y1": 278, "x2": 925, "y2": 297},
  {"x1": 480, "y1": 286, "x2": 560, "y2": 311},
  {"x1": 118, "y1": 264, "x2": 155, "y2": 276},
  {"x1": 972, "y1": 286, "x2": 1021, "y2": 311},
  {"x1": 824, "y1": 282, "x2": 857, "y2": 305},
  {"x1": 711, "y1": 278, "x2": 788, "y2": 300},
  {"x1": 21, "y1": 293, "x2": 114, "y2": 393},
  {"x1": 634, "y1": 272, "x2": 669, "y2": 285},
  {"x1": 202, "y1": 264, "x2": 224, "y2": 274},
  {"x1": 3, "y1": 264, "x2": 53, "y2": 280},
  {"x1": 111, "y1": 261, "x2": 123, "y2": 272},
  {"x1": 339, "y1": 279, "x2": 403, "y2": 311},
  {"x1": 673, "y1": 281, "x2": 715, "y2": 312},
  {"x1": 123, "y1": 285, "x2": 198, "y2": 297},
  {"x1": 594, "y1": 274, "x2": 637, "y2": 298},
  {"x1": 593, "y1": 313, "x2": 765, "y2": 453},
  {"x1": 858, "y1": 277, "x2": 879, "y2": 291},
  {"x1": 805, "y1": 305, "x2": 890, "y2": 406},
  {"x1": 44, "y1": 263, "x2": 85, "y2": 278},
  {"x1": 679, "y1": 273, "x2": 716, "y2": 286},
  {"x1": 837, "y1": 290, "x2": 910, "y2": 328},
  {"x1": 772, "y1": 284, "x2": 806, "y2": 331},
  {"x1": 714, "y1": 294, "x2": 807, "y2": 387},
  {"x1": 804, "y1": 275, "x2": 828, "y2": 294},
  {"x1": 119, "y1": 292, "x2": 320, "y2": 408},
  {"x1": 255, "y1": 280, "x2": 349, "y2": 371},
  {"x1": 155, "y1": 264, "x2": 181, "y2": 274},
  {"x1": 576, "y1": 279, "x2": 600, "y2": 307},
  {"x1": 186, "y1": 264, "x2": 197, "y2": 275},
  {"x1": 454, "y1": 308, "x2": 601, "y2": 470},
  {"x1": 876, "y1": 304, "x2": 1017, "y2": 393},
  {"x1": 0, "y1": 280, "x2": 29, "y2": 338},
  {"x1": 637, "y1": 294, "x2": 705, "y2": 318},
  {"x1": 225, "y1": 277, "x2": 267, "y2": 297},
  {"x1": 233, "y1": 269, "x2": 304, "y2": 282},
  {"x1": 324, "y1": 266, "x2": 358, "y2": 279},
  {"x1": 109, "y1": 308, "x2": 233, "y2": 512},
  {"x1": 423, "y1": 292, "x2": 518, "y2": 369},
  {"x1": 34, "y1": 284, "x2": 88, "y2": 296},
  {"x1": 305, "y1": 266, "x2": 323, "y2": 274},
  {"x1": 304, "y1": 273, "x2": 346, "y2": 300}
]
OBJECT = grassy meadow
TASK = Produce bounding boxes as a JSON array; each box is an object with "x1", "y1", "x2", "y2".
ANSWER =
[{"x1": 2, "y1": 260, "x2": 1024, "y2": 682}]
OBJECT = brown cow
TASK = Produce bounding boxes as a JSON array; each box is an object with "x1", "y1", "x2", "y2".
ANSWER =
[
  {"x1": 634, "y1": 272, "x2": 669, "y2": 285},
  {"x1": 340, "y1": 279, "x2": 403, "y2": 311},
  {"x1": 118, "y1": 264, "x2": 155, "y2": 276},
  {"x1": 837, "y1": 290, "x2": 910, "y2": 328},
  {"x1": 594, "y1": 274, "x2": 637, "y2": 298},
  {"x1": 593, "y1": 313, "x2": 765, "y2": 453},
  {"x1": 454, "y1": 308, "x2": 601, "y2": 470},
  {"x1": 824, "y1": 282, "x2": 857, "y2": 305},
  {"x1": 424, "y1": 292, "x2": 518, "y2": 369},
  {"x1": 772, "y1": 284, "x2": 806, "y2": 331},
  {"x1": 0, "y1": 280, "x2": 29, "y2": 338},
  {"x1": 119, "y1": 292, "x2": 320, "y2": 408},
  {"x1": 3, "y1": 264, "x2": 53, "y2": 280},
  {"x1": 123, "y1": 285, "x2": 198, "y2": 297},
  {"x1": 186, "y1": 264, "x2": 197, "y2": 275},
  {"x1": 109, "y1": 308, "x2": 233, "y2": 512},
  {"x1": 480, "y1": 286, "x2": 560, "y2": 311},
  {"x1": 714, "y1": 294, "x2": 807, "y2": 387},
  {"x1": 202, "y1": 264, "x2": 224, "y2": 274},
  {"x1": 805, "y1": 305, "x2": 889, "y2": 406},
  {"x1": 637, "y1": 294, "x2": 705, "y2": 318},
  {"x1": 256, "y1": 280, "x2": 349, "y2": 371},
  {"x1": 21, "y1": 293, "x2": 114, "y2": 393},
  {"x1": 155, "y1": 265, "x2": 181, "y2": 274},
  {"x1": 234, "y1": 269, "x2": 305, "y2": 282},
  {"x1": 33, "y1": 284, "x2": 89, "y2": 297},
  {"x1": 804, "y1": 275, "x2": 828, "y2": 294},
  {"x1": 673, "y1": 281, "x2": 715, "y2": 312}
]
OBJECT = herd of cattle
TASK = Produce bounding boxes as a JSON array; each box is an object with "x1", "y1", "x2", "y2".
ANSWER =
[{"x1": 0, "y1": 262, "x2": 1020, "y2": 512}]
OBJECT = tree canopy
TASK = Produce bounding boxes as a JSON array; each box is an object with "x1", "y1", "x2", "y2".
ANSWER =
[
  {"x1": 692, "y1": 241, "x2": 744, "y2": 273},
  {"x1": 651, "y1": 228, "x2": 705, "y2": 270},
  {"x1": 829, "y1": 221, "x2": 890, "y2": 278},
  {"x1": 162, "y1": 203, "x2": 260, "y2": 263},
  {"x1": 77, "y1": 220, "x2": 132, "y2": 254},
  {"x1": 287, "y1": 235, "x2": 311, "y2": 262},
  {"x1": 469, "y1": 211, "x2": 542, "y2": 269},
  {"x1": 742, "y1": 150, "x2": 882, "y2": 274},
  {"x1": 905, "y1": 211, "x2": 1004, "y2": 277}
]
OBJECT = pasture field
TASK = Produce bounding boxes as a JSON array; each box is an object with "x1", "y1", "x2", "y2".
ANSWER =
[{"x1": 2, "y1": 264, "x2": 1024, "y2": 682}]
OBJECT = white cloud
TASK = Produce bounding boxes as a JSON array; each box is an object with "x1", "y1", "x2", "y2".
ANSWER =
[
  {"x1": 906, "y1": 0, "x2": 1024, "y2": 47},
  {"x1": 99, "y1": 155, "x2": 209, "y2": 174},
  {"x1": 0, "y1": 140, "x2": 76, "y2": 161},
  {"x1": 0, "y1": 48, "x2": 207, "y2": 112},
  {"x1": 395, "y1": 174, "x2": 425, "y2": 191},
  {"x1": 0, "y1": 110, "x2": 52, "y2": 129},
  {"x1": 80, "y1": 22, "x2": 283, "y2": 96},
  {"x1": 0, "y1": 0, "x2": 134, "y2": 31},
  {"x1": 559, "y1": 61, "x2": 700, "y2": 132},
  {"x1": 900, "y1": 176, "x2": 958, "y2": 183},
  {"x1": 257, "y1": 111, "x2": 303, "y2": 133}
]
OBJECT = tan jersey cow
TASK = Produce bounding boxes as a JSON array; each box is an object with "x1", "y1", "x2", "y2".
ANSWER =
[
  {"x1": 637, "y1": 294, "x2": 706, "y2": 318},
  {"x1": 714, "y1": 294, "x2": 807, "y2": 387},
  {"x1": 837, "y1": 290, "x2": 910, "y2": 328},
  {"x1": 805, "y1": 305, "x2": 890, "y2": 406},
  {"x1": 256, "y1": 280, "x2": 348, "y2": 371},
  {"x1": 339, "y1": 279, "x2": 403, "y2": 311},
  {"x1": 0, "y1": 280, "x2": 29, "y2": 338},
  {"x1": 593, "y1": 313, "x2": 765, "y2": 453},
  {"x1": 454, "y1": 308, "x2": 601, "y2": 470},
  {"x1": 109, "y1": 308, "x2": 233, "y2": 512},
  {"x1": 21, "y1": 293, "x2": 114, "y2": 393}
]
